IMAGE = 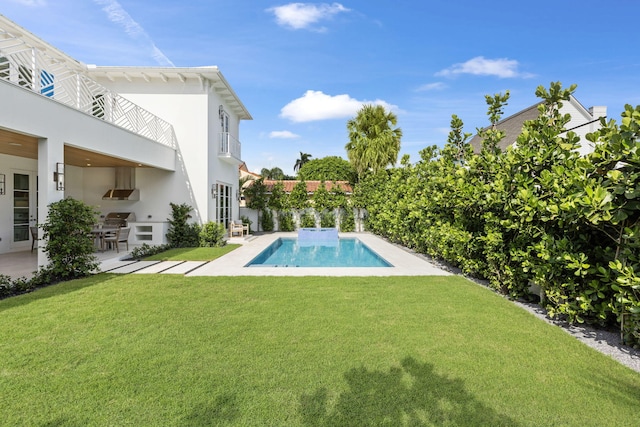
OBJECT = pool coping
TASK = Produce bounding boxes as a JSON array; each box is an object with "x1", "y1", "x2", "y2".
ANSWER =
[{"x1": 188, "y1": 232, "x2": 451, "y2": 277}]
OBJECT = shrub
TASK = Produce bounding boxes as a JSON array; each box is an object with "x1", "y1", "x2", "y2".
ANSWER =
[
  {"x1": 320, "y1": 210, "x2": 335, "y2": 228},
  {"x1": 166, "y1": 203, "x2": 200, "y2": 247},
  {"x1": 300, "y1": 211, "x2": 316, "y2": 228},
  {"x1": 261, "y1": 209, "x2": 274, "y2": 232},
  {"x1": 0, "y1": 274, "x2": 15, "y2": 299},
  {"x1": 279, "y1": 211, "x2": 295, "y2": 231},
  {"x1": 200, "y1": 222, "x2": 226, "y2": 247},
  {"x1": 40, "y1": 198, "x2": 99, "y2": 280},
  {"x1": 240, "y1": 215, "x2": 253, "y2": 234},
  {"x1": 129, "y1": 243, "x2": 172, "y2": 260},
  {"x1": 340, "y1": 208, "x2": 355, "y2": 232}
]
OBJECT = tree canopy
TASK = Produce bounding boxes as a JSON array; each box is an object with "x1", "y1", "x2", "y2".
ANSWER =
[
  {"x1": 294, "y1": 152, "x2": 312, "y2": 173},
  {"x1": 298, "y1": 156, "x2": 356, "y2": 183},
  {"x1": 345, "y1": 104, "x2": 402, "y2": 181},
  {"x1": 260, "y1": 167, "x2": 285, "y2": 180}
]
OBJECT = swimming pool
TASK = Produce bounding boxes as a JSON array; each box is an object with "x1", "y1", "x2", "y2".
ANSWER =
[{"x1": 246, "y1": 237, "x2": 392, "y2": 267}]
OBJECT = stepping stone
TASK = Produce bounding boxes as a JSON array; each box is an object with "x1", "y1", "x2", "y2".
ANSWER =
[
  {"x1": 133, "y1": 261, "x2": 185, "y2": 274},
  {"x1": 160, "y1": 261, "x2": 207, "y2": 274},
  {"x1": 108, "y1": 261, "x2": 160, "y2": 274},
  {"x1": 99, "y1": 260, "x2": 139, "y2": 273}
]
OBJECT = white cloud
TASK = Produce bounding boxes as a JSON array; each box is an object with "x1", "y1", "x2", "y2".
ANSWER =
[
  {"x1": 93, "y1": 0, "x2": 175, "y2": 67},
  {"x1": 416, "y1": 82, "x2": 447, "y2": 92},
  {"x1": 436, "y1": 56, "x2": 533, "y2": 78},
  {"x1": 267, "y1": 2, "x2": 350, "y2": 31},
  {"x1": 269, "y1": 130, "x2": 300, "y2": 139},
  {"x1": 280, "y1": 90, "x2": 398, "y2": 123}
]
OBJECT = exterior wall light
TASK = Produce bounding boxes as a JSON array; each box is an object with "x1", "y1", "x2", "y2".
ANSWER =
[
  {"x1": 211, "y1": 184, "x2": 217, "y2": 199},
  {"x1": 0, "y1": 173, "x2": 5, "y2": 195},
  {"x1": 54, "y1": 162, "x2": 64, "y2": 191}
]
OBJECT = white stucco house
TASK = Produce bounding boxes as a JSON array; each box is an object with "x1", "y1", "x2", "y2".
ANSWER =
[{"x1": 0, "y1": 15, "x2": 251, "y2": 266}]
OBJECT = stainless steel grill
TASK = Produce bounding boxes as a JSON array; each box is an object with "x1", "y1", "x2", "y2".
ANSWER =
[{"x1": 104, "y1": 212, "x2": 136, "y2": 228}]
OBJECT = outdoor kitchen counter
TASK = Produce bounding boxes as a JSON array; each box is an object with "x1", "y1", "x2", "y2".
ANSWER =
[{"x1": 128, "y1": 221, "x2": 169, "y2": 245}]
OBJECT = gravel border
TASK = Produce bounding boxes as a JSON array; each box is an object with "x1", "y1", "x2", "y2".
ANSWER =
[{"x1": 389, "y1": 239, "x2": 640, "y2": 373}]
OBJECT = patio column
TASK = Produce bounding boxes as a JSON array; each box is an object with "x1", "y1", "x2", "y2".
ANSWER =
[{"x1": 37, "y1": 136, "x2": 64, "y2": 269}]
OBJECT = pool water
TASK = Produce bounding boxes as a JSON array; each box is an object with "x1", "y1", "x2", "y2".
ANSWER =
[{"x1": 246, "y1": 237, "x2": 392, "y2": 267}]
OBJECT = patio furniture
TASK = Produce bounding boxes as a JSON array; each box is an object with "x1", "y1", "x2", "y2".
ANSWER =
[
  {"x1": 229, "y1": 220, "x2": 249, "y2": 237},
  {"x1": 103, "y1": 227, "x2": 130, "y2": 252},
  {"x1": 30, "y1": 226, "x2": 39, "y2": 252}
]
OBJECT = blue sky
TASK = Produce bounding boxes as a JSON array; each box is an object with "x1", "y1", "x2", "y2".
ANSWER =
[{"x1": 4, "y1": 1, "x2": 640, "y2": 175}]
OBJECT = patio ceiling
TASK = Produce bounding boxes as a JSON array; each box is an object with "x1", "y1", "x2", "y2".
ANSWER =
[{"x1": 0, "y1": 128, "x2": 150, "y2": 168}]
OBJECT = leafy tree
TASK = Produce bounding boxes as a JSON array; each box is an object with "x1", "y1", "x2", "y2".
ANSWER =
[
  {"x1": 312, "y1": 181, "x2": 332, "y2": 211},
  {"x1": 260, "y1": 167, "x2": 285, "y2": 180},
  {"x1": 244, "y1": 178, "x2": 268, "y2": 231},
  {"x1": 346, "y1": 104, "x2": 402, "y2": 181},
  {"x1": 244, "y1": 178, "x2": 268, "y2": 211},
  {"x1": 294, "y1": 152, "x2": 312, "y2": 173},
  {"x1": 268, "y1": 181, "x2": 288, "y2": 211},
  {"x1": 442, "y1": 114, "x2": 473, "y2": 165},
  {"x1": 41, "y1": 198, "x2": 99, "y2": 280},
  {"x1": 289, "y1": 180, "x2": 309, "y2": 209},
  {"x1": 298, "y1": 156, "x2": 356, "y2": 182}
]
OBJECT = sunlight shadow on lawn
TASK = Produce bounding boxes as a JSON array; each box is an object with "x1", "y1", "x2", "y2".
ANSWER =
[{"x1": 299, "y1": 356, "x2": 519, "y2": 426}]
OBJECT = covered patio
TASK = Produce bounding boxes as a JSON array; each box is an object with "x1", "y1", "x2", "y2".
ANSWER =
[{"x1": 0, "y1": 246, "x2": 139, "y2": 280}]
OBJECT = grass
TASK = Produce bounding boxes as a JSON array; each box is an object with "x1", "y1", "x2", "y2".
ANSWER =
[
  {"x1": 143, "y1": 244, "x2": 240, "y2": 261},
  {"x1": 1, "y1": 274, "x2": 639, "y2": 426}
]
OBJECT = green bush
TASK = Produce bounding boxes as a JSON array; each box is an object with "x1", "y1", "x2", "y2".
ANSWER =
[
  {"x1": 199, "y1": 222, "x2": 226, "y2": 247},
  {"x1": 300, "y1": 211, "x2": 316, "y2": 228},
  {"x1": 339, "y1": 208, "x2": 355, "y2": 232},
  {"x1": 320, "y1": 210, "x2": 335, "y2": 228},
  {"x1": 240, "y1": 215, "x2": 253, "y2": 234},
  {"x1": 261, "y1": 209, "x2": 274, "y2": 231},
  {"x1": 0, "y1": 274, "x2": 14, "y2": 299},
  {"x1": 278, "y1": 211, "x2": 295, "y2": 232},
  {"x1": 166, "y1": 203, "x2": 200, "y2": 247},
  {"x1": 41, "y1": 198, "x2": 99, "y2": 280},
  {"x1": 129, "y1": 243, "x2": 172, "y2": 260}
]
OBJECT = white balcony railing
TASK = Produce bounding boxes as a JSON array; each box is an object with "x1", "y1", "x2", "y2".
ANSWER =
[
  {"x1": 0, "y1": 28, "x2": 176, "y2": 149},
  {"x1": 219, "y1": 132, "x2": 242, "y2": 162}
]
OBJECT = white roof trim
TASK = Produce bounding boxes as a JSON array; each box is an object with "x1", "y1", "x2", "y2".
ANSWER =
[{"x1": 88, "y1": 66, "x2": 252, "y2": 120}]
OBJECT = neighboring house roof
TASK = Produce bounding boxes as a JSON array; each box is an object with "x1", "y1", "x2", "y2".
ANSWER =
[
  {"x1": 469, "y1": 96, "x2": 606, "y2": 154},
  {"x1": 263, "y1": 180, "x2": 353, "y2": 194}
]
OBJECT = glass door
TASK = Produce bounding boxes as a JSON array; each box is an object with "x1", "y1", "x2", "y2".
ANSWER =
[
  {"x1": 12, "y1": 172, "x2": 37, "y2": 249},
  {"x1": 216, "y1": 183, "x2": 231, "y2": 229}
]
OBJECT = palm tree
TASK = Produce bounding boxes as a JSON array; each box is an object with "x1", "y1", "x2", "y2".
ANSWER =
[
  {"x1": 345, "y1": 104, "x2": 402, "y2": 181},
  {"x1": 294, "y1": 152, "x2": 312, "y2": 173},
  {"x1": 260, "y1": 167, "x2": 285, "y2": 180}
]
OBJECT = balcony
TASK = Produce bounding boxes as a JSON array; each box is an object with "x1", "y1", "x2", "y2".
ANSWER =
[
  {"x1": 218, "y1": 132, "x2": 242, "y2": 163},
  {"x1": 0, "y1": 25, "x2": 176, "y2": 149}
]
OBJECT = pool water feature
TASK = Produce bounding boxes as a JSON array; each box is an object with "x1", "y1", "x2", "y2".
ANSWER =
[{"x1": 246, "y1": 237, "x2": 392, "y2": 267}]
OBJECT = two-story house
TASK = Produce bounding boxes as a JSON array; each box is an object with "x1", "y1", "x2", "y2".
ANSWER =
[{"x1": 0, "y1": 14, "x2": 251, "y2": 268}]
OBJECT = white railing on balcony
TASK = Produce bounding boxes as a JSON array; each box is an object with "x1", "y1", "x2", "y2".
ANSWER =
[
  {"x1": 219, "y1": 132, "x2": 242, "y2": 161},
  {"x1": 0, "y1": 29, "x2": 176, "y2": 149}
]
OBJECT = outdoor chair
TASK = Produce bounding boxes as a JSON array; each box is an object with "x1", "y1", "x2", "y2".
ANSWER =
[
  {"x1": 30, "y1": 226, "x2": 39, "y2": 252},
  {"x1": 103, "y1": 227, "x2": 130, "y2": 252},
  {"x1": 229, "y1": 220, "x2": 249, "y2": 237}
]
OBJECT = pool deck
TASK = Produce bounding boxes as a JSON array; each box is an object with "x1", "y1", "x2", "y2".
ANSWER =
[{"x1": 188, "y1": 232, "x2": 451, "y2": 277}]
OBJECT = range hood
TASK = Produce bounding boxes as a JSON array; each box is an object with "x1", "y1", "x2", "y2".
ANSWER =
[{"x1": 102, "y1": 167, "x2": 140, "y2": 201}]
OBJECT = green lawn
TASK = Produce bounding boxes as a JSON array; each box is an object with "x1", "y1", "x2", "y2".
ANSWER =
[
  {"x1": 1, "y1": 274, "x2": 638, "y2": 426},
  {"x1": 143, "y1": 245, "x2": 240, "y2": 261}
]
